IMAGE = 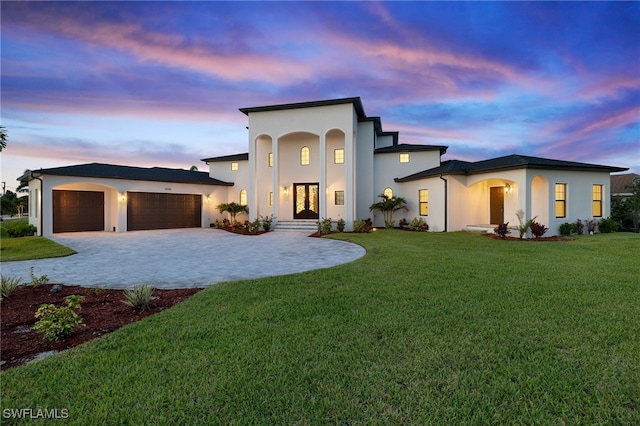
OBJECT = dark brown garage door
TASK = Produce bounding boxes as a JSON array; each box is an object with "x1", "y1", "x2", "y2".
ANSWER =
[
  {"x1": 127, "y1": 192, "x2": 202, "y2": 231},
  {"x1": 53, "y1": 190, "x2": 105, "y2": 233}
]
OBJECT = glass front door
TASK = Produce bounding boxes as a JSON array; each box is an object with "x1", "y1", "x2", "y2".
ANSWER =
[{"x1": 293, "y1": 183, "x2": 319, "y2": 219}]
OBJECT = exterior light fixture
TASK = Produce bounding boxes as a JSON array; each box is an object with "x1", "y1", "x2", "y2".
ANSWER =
[
  {"x1": 120, "y1": 192, "x2": 126, "y2": 201},
  {"x1": 283, "y1": 186, "x2": 289, "y2": 195},
  {"x1": 505, "y1": 184, "x2": 512, "y2": 193}
]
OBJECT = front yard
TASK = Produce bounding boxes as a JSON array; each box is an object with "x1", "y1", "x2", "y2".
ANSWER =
[{"x1": 1, "y1": 231, "x2": 638, "y2": 424}]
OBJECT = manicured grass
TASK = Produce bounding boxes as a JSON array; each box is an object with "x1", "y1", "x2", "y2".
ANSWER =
[
  {"x1": 1, "y1": 231, "x2": 638, "y2": 424},
  {"x1": 1, "y1": 218, "x2": 76, "y2": 262}
]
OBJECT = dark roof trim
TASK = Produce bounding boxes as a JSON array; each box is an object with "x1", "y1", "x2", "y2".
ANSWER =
[
  {"x1": 240, "y1": 97, "x2": 367, "y2": 120},
  {"x1": 24, "y1": 163, "x2": 233, "y2": 186},
  {"x1": 396, "y1": 154, "x2": 628, "y2": 182},
  {"x1": 201, "y1": 153, "x2": 249, "y2": 163},
  {"x1": 376, "y1": 143, "x2": 448, "y2": 155}
]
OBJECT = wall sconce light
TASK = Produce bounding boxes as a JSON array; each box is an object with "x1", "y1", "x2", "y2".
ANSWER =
[
  {"x1": 282, "y1": 186, "x2": 289, "y2": 195},
  {"x1": 504, "y1": 184, "x2": 512, "y2": 193},
  {"x1": 206, "y1": 195, "x2": 210, "y2": 203},
  {"x1": 120, "y1": 192, "x2": 126, "y2": 201}
]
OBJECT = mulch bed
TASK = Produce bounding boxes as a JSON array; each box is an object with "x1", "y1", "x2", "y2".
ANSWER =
[
  {"x1": 486, "y1": 234, "x2": 575, "y2": 241},
  {"x1": 1, "y1": 284, "x2": 201, "y2": 370}
]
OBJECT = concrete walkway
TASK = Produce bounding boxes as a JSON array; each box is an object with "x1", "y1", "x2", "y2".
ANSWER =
[{"x1": 1, "y1": 229, "x2": 366, "y2": 289}]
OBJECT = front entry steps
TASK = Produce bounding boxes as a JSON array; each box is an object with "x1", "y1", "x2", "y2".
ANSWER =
[{"x1": 274, "y1": 221, "x2": 318, "y2": 233}]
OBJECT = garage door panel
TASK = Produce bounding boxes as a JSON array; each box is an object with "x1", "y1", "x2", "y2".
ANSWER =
[
  {"x1": 53, "y1": 190, "x2": 104, "y2": 233},
  {"x1": 127, "y1": 192, "x2": 202, "y2": 231}
]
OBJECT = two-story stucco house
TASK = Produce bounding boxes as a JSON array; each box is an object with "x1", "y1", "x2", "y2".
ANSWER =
[{"x1": 21, "y1": 97, "x2": 627, "y2": 237}]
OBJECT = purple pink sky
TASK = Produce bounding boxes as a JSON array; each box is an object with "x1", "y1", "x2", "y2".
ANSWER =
[{"x1": 2, "y1": 1, "x2": 639, "y2": 192}]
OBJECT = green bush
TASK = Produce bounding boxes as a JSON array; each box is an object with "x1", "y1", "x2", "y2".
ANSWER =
[
  {"x1": 6, "y1": 223, "x2": 37, "y2": 238},
  {"x1": 123, "y1": 284, "x2": 154, "y2": 310},
  {"x1": 409, "y1": 217, "x2": 429, "y2": 232},
  {"x1": 29, "y1": 266, "x2": 49, "y2": 286},
  {"x1": 32, "y1": 295, "x2": 85, "y2": 341},
  {"x1": 319, "y1": 218, "x2": 333, "y2": 234},
  {"x1": 559, "y1": 222, "x2": 577, "y2": 236},
  {"x1": 353, "y1": 219, "x2": 373, "y2": 233},
  {"x1": 260, "y1": 215, "x2": 273, "y2": 232},
  {"x1": 247, "y1": 218, "x2": 261, "y2": 233},
  {"x1": 336, "y1": 218, "x2": 346, "y2": 232},
  {"x1": 597, "y1": 217, "x2": 619, "y2": 233},
  {"x1": 1, "y1": 274, "x2": 22, "y2": 299}
]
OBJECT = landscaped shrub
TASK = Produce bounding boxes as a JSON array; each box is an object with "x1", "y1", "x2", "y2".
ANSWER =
[
  {"x1": 515, "y1": 210, "x2": 536, "y2": 239},
  {"x1": 399, "y1": 218, "x2": 408, "y2": 229},
  {"x1": 1, "y1": 274, "x2": 22, "y2": 300},
  {"x1": 32, "y1": 295, "x2": 85, "y2": 341},
  {"x1": 336, "y1": 218, "x2": 346, "y2": 232},
  {"x1": 123, "y1": 284, "x2": 154, "y2": 310},
  {"x1": 597, "y1": 217, "x2": 619, "y2": 233},
  {"x1": 260, "y1": 215, "x2": 273, "y2": 232},
  {"x1": 213, "y1": 219, "x2": 225, "y2": 229},
  {"x1": 493, "y1": 222, "x2": 510, "y2": 239},
  {"x1": 6, "y1": 223, "x2": 37, "y2": 238},
  {"x1": 574, "y1": 219, "x2": 584, "y2": 235},
  {"x1": 559, "y1": 222, "x2": 577, "y2": 236},
  {"x1": 353, "y1": 219, "x2": 373, "y2": 233},
  {"x1": 586, "y1": 219, "x2": 597, "y2": 234},
  {"x1": 530, "y1": 221, "x2": 548, "y2": 238},
  {"x1": 247, "y1": 218, "x2": 261, "y2": 233},
  {"x1": 319, "y1": 218, "x2": 333, "y2": 234},
  {"x1": 29, "y1": 266, "x2": 49, "y2": 286},
  {"x1": 409, "y1": 217, "x2": 429, "y2": 232}
]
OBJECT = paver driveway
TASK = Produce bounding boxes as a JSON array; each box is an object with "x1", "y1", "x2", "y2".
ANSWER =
[{"x1": 1, "y1": 229, "x2": 366, "y2": 289}]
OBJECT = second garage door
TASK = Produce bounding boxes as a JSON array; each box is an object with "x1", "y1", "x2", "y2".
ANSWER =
[
  {"x1": 53, "y1": 190, "x2": 105, "y2": 233},
  {"x1": 127, "y1": 192, "x2": 202, "y2": 231}
]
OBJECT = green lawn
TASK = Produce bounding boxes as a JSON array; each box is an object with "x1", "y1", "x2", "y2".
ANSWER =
[
  {"x1": 1, "y1": 231, "x2": 638, "y2": 424},
  {"x1": 0, "y1": 218, "x2": 76, "y2": 262}
]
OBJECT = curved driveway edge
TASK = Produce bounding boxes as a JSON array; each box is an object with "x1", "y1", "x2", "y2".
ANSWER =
[{"x1": 1, "y1": 229, "x2": 366, "y2": 289}]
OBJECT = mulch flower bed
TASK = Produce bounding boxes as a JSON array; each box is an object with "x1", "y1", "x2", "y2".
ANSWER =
[
  {"x1": 1, "y1": 284, "x2": 201, "y2": 370},
  {"x1": 486, "y1": 234, "x2": 575, "y2": 242}
]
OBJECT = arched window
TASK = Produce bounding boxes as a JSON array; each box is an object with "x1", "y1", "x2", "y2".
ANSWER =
[
  {"x1": 383, "y1": 187, "x2": 393, "y2": 198},
  {"x1": 239, "y1": 190, "x2": 247, "y2": 205},
  {"x1": 300, "y1": 146, "x2": 310, "y2": 165}
]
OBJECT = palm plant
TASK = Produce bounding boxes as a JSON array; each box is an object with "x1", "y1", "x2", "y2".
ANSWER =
[
  {"x1": 216, "y1": 202, "x2": 249, "y2": 224},
  {"x1": 369, "y1": 194, "x2": 408, "y2": 228}
]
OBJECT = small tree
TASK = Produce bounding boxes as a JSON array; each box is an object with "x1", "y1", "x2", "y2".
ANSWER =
[
  {"x1": 216, "y1": 202, "x2": 248, "y2": 224},
  {"x1": 369, "y1": 194, "x2": 408, "y2": 229}
]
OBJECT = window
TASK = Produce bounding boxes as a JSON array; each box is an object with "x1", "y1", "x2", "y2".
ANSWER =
[
  {"x1": 239, "y1": 190, "x2": 247, "y2": 205},
  {"x1": 231, "y1": 162, "x2": 239, "y2": 171},
  {"x1": 400, "y1": 152, "x2": 410, "y2": 163},
  {"x1": 269, "y1": 191, "x2": 273, "y2": 206},
  {"x1": 592, "y1": 184, "x2": 603, "y2": 217},
  {"x1": 334, "y1": 149, "x2": 344, "y2": 164},
  {"x1": 335, "y1": 190, "x2": 344, "y2": 205},
  {"x1": 383, "y1": 187, "x2": 393, "y2": 198},
  {"x1": 33, "y1": 189, "x2": 38, "y2": 218},
  {"x1": 301, "y1": 146, "x2": 310, "y2": 165},
  {"x1": 268, "y1": 153, "x2": 273, "y2": 167},
  {"x1": 555, "y1": 183, "x2": 567, "y2": 218},
  {"x1": 419, "y1": 189, "x2": 429, "y2": 216}
]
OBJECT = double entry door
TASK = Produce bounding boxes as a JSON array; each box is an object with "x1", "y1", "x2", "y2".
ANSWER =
[{"x1": 293, "y1": 183, "x2": 319, "y2": 219}]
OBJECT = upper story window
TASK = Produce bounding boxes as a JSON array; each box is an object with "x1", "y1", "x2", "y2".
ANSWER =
[
  {"x1": 419, "y1": 189, "x2": 429, "y2": 216},
  {"x1": 399, "y1": 152, "x2": 410, "y2": 163},
  {"x1": 592, "y1": 184, "x2": 603, "y2": 217},
  {"x1": 555, "y1": 183, "x2": 567, "y2": 218},
  {"x1": 268, "y1": 153, "x2": 273, "y2": 167},
  {"x1": 383, "y1": 187, "x2": 393, "y2": 198},
  {"x1": 334, "y1": 149, "x2": 345, "y2": 164},
  {"x1": 301, "y1": 146, "x2": 310, "y2": 165},
  {"x1": 239, "y1": 189, "x2": 247, "y2": 205},
  {"x1": 231, "y1": 162, "x2": 239, "y2": 171}
]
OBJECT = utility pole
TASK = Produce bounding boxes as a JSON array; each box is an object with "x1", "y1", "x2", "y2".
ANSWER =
[{"x1": 1, "y1": 181, "x2": 5, "y2": 195}]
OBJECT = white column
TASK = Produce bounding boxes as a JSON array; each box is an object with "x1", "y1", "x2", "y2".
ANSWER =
[
  {"x1": 272, "y1": 136, "x2": 279, "y2": 223},
  {"x1": 248, "y1": 132, "x2": 257, "y2": 222},
  {"x1": 345, "y1": 130, "x2": 355, "y2": 231},
  {"x1": 319, "y1": 132, "x2": 327, "y2": 220}
]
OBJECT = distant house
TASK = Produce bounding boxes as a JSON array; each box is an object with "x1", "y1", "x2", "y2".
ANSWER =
[
  {"x1": 611, "y1": 173, "x2": 640, "y2": 198},
  {"x1": 22, "y1": 97, "x2": 628, "y2": 237}
]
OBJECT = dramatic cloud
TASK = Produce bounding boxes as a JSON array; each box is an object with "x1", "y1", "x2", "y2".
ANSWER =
[{"x1": 1, "y1": 1, "x2": 638, "y2": 188}]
